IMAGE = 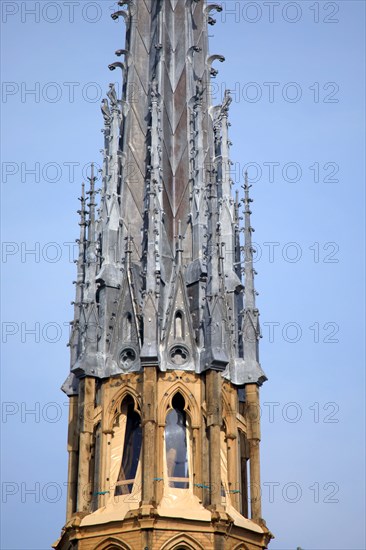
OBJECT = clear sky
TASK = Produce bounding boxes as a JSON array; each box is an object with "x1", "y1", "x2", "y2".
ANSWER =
[{"x1": 1, "y1": 1, "x2": 365, "y2": 549}]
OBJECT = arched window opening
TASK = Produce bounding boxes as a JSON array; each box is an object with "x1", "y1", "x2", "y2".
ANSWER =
[
  {"x1": 165, "y1": 393, "x2": 189, "y2": 489},
  {"x1": 123, "y1": 312, "x2": 132, "y2": 341},
  {"x1": 160, "y1": 533, "x2": 205, "y2": 550},
  {"x1": 174, "y1": 311, "x2": 185, "y2": 340},
  {"x1": 94, "y1": 541, "x2": 131, "y2": 550},
  {"x1": 115, "y1": 396, "x2": 142, "y2": 495},
  {"x1": 238, "y1": 430, "x2": 250, "y2": 517}
]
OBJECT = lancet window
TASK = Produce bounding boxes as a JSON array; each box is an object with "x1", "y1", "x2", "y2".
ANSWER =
[
  {"x1": 165, "y1": 393, "x2": 190, "y2": 489},
  {"x1": 114, "y1": 396, "x2": 142, "y2": 495}
]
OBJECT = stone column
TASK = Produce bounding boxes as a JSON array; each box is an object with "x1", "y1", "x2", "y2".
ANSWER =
[
  {"x1": 206, "y1": 370, "x2": 223, "y2": 508},
  {"x1": 76, "y1": 378, "x2": 95, "y2": 512},
  {"x1": 141, "y1": 366, "x2": 157, "y2": 507},
  {"x1": 239, "y1": 431, "x2": 250, "y2": 517},
  {"x1": 246, "y1": 383, "x2": 262, "y2": 521},
  {"x1": 226, "y1": 432, "x2": 239, "y2": 510},
  {"x1": 192, "y1": 425, "x2": 201, "y2": 500},
  {"x1": 66, "y1": 395, "x2": 78, "y2": 520}
]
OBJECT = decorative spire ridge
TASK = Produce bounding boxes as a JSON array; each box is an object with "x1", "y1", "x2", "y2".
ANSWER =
[
  {"x1": 243, "y1": 171, "x2": 256, "y2": 309},
  {"x1": 77, "y1": 181, "x2": 87, "y2": 279},
  {"x1": 206, "y1": 171, "x2": 220, "y2": 296},
  {"x1": 200, "y1": 167, "x2": 230, "y2": 372},
  {"x1": 83, "y1": 165, "x2": 98, "y2": 293},
  {"x1": 144, "y1": 79, "x2": 162, "y2": 292},
  {"x1": 98, "y1": 83, "x2": 122, "y2": 273},
  {"x1": 70, "y1": 182, "x2": 87, "y2": 360},
  {"x1": 219, "y1": 90, "x2": 232, "y2": 198},
  {"x1": 87, "y1": 163, "x2": 97, "y2": 259},
  {"x1": 139, "y1": 79, "x2": 163, "y2": 365},
  {"x1": 235, "y1": 189, "x2": 240, "y2": 220},
  {"x1": 241, "y1": 171, "x2": 264, "y2": 382}
]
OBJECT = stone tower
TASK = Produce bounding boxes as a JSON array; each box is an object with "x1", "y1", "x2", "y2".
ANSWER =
[{"x1": 54, "y1": 1, "x2": 272, "y2": 549}]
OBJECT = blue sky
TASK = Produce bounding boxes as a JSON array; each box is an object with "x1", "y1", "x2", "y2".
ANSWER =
[{"x1": 1, "y1": 1, "x2": 365, "y2": 549}]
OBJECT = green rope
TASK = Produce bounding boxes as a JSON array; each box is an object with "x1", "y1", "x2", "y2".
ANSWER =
[
  {"x1": 153, "y1": 477, "x2": 163, "y2": 481},
  {"x1": 194, "y1": 483, "x2": 211, "y2": 489},
  {"x1": 93, "y1": 490, "x2": 110, "y2": 495}
]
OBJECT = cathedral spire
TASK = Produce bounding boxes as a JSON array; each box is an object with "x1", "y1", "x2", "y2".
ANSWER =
[{"x1": 58, "y1": 3, "x2": 272, "y2": 548}]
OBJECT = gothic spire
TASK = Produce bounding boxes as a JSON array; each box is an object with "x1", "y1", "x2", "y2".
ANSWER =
[
  {"x1": 63, "y1": 0, "x2": 267, "y2": 388},
  {"x1": 241, "y1": 172, "x2": 267, "y2": 384},
  {"x1": 58, "y1": 4, "x2": 272, "y2": 546}
]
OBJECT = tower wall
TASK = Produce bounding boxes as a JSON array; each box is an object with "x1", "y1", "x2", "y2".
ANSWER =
[{"x1": 56, "y1": 374, "x2": 271, "y2": 549}]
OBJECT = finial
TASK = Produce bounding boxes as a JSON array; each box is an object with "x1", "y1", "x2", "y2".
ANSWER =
[
  {"x1": 242, "y1": 171, "x2": 256, "y2": 305},
  {"x1": 235, "y1": 189, "x2": 239, "y2": 214},
  {"x1": 243, "y1": 170, "x2": 253, "y2": 214}
]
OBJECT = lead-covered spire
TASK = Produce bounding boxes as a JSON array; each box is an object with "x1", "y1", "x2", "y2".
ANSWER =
[{"x1": 63, "y1": 0, "x2": 267, "y2": 392}]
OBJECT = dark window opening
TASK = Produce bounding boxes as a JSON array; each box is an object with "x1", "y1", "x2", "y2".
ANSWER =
[
  {"x1": 165, "y1": 393, "x2": 189, "y2": 489},
  {"x1": 174, "y1": 310, "x2": 185, "y2": 339},
  {"x1": 115, "y1": 396, "x2": 142, "y2": 495},
  {"x1": 123, "y1": 312, "x2": 132, "y2": 341}
]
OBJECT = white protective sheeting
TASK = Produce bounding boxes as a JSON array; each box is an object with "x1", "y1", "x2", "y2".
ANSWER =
[{"x1": 81, "y1": 413, "x2": 142, "y2": 527}]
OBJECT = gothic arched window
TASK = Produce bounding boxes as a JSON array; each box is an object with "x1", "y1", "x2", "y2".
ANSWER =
[
  {"x1": 165, "y1": 393, "x2": 189, "y2": 489},
  {"x1": 115, "y1": 396, "x2": 142, "y2": 495},
  {"x1": 238, "y1": 429, "x2": 250, "y2": 517},
  {"x1": 174, "y1": 311, "x2": 185, "y2": 340},
  {"x1": 122, "y1": 312, "x2": 132, "y2": 341}
]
